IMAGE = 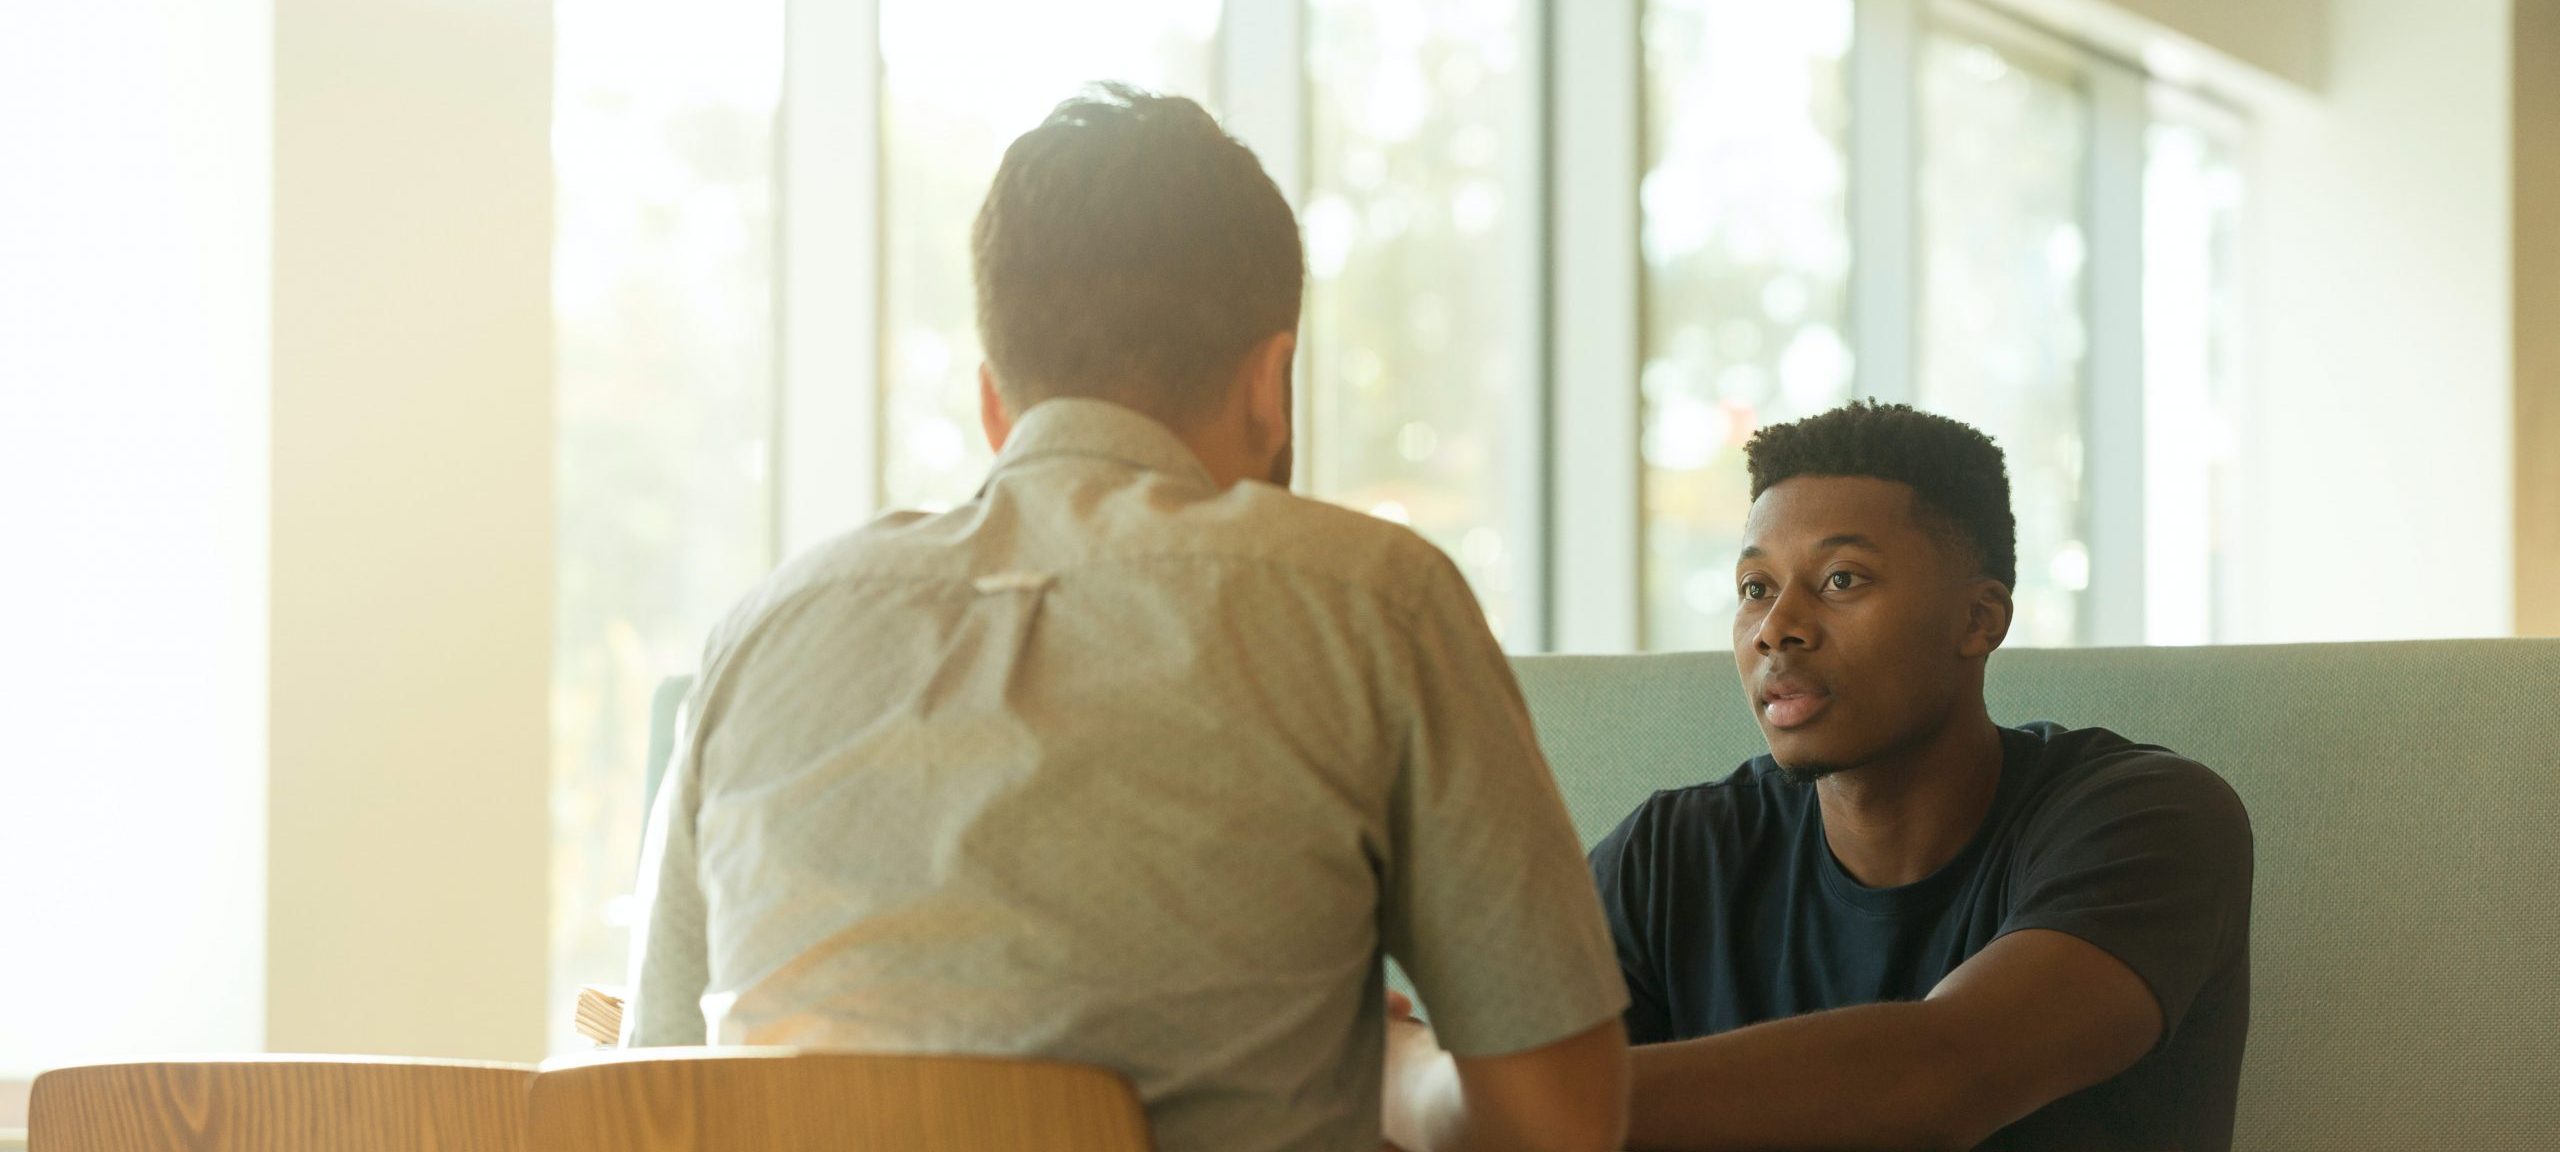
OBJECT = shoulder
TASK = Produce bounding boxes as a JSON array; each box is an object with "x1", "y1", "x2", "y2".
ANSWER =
[
  {"x1": 2008, "y1": 723, "x2": 2253, "y2": 853},
  {"x1": 691, "y1": 509, "x2": 948, "y2": 668},
  {"x1": 971, "y1": 463, "x2": 1467, "y2": 620},
  {"x1": 1167, "y1": 480, "x2": 1467, "y2": 617}
]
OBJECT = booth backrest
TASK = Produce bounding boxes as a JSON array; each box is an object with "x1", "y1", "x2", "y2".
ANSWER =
[
  {"x1": 642, "y1": 638, "x2": 2560, "y2": 1149},
  {"x1": 1510, "y1": 640, "x2": 2560, "y2": 1152}
]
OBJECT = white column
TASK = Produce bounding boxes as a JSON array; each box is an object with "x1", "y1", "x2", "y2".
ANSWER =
[{"x1": 267, "y1": 0, "x2": 553, "y2": 1060}]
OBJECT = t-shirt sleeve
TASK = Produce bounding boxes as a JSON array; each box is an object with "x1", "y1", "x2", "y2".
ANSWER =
[
  {"x1": 1997, "y1": 749, "x2": 2254, "y2": 1047},
  {"x1": 1589, "y1": 803, "x2": 1678, "y2": 1045},
  {"x1": 1380, "y1": 552, "x2": 1630, "y2": 1057}
]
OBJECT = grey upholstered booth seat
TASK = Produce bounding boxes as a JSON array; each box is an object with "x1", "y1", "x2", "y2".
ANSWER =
[
  {"x1": 647, "y1": 639, "x2": 2560, "y2": 1150},
  {"x1": 1511, "y1": 640, "x2": 2560, "y2": 1152}
]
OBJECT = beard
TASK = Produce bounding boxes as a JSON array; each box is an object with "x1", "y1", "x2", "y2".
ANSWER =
[{"x1": 1775, "y1": 759, "x2": 1848, "y2": 785}]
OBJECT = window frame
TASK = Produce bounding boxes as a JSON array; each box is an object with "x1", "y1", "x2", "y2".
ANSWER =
[
  {"x1": 1925, "y1": 0, "x2": 2154, "y2": 646},
  {"x1": 1582, "y1": 0, "x2": 2190, "y2": 651},
  {"x1": 546, "y1": 0, "x2": 2258, "y2": 1059},
  {"x1": 2139, "y1": 81, "x2": 2254, "y2": 646},
  {"x1": 770, "y1": 0, "x2": 2247, "y2": 652},
  {"x1": 1290, "y1": 0, "x2": 1555, "y2": 646}
]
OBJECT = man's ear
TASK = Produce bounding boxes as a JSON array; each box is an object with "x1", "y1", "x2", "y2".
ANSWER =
[
  {"x1": 1241, "y1": 331, "x2": 1295, "y2": 437},
  {"x1": 1237, "y1": 331, "x2": 1296, "y2": 488},
  {"x1": 1961, "y1": 579, "x2": 2014, "y2": 659},
  {"x1": 978, "y1": 363, "x2": 1012, "y2": 453}
]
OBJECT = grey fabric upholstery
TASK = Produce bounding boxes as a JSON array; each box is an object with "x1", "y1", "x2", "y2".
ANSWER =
[
  {"x1": 645, "y1": 638, "x2": 2560, "y2": 1148},
  {"x1": 1512, "y1": 640, "x2": 2560, "y2": 1152}
]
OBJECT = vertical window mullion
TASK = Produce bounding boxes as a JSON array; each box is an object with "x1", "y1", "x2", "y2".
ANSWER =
[
  {"x1": 1218, "y1": 0, "x2": 1307, "y2": 205},
  {"x1": 1217, "y1": 0, "x2": 1310, "y2": 490},
  {"x1": 1512, "y1": 0, "x2": 1553, "y2": 651},
  {"x1": 1850, "y1": 0, "x2": 1919, "y2": 406},
  {"x1": 777, "y1": 0, "x2": 883, "y2": 556},
  {"x1": 1548, "y1": 0, "x2": 1641, "y2": 654},
  {"x1": 2084, "y1": 59, "x2": 2148, "y2": 646}
]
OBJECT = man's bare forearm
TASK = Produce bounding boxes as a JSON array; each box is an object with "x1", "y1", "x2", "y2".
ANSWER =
[
  {"x1": 1385, "y1": 1018, "x2": 1631, "y2": 1152},
  {"x1": 1624, "y1": 1002, "x2": 1986, "y2": 1152}
]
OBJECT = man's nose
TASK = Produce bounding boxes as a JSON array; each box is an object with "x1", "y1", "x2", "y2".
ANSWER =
[{"x1": 1753, "y1": 586, "x2": 1819, "y2": 653}]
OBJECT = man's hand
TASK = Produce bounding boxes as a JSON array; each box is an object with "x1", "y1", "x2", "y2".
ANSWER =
[
  {"x1": 1382, "y1": 992, "x2": 1453, "y2": 1152},
  {"x1": 1379, "y1": 992, "x2": 1629, "y2": 1152}
]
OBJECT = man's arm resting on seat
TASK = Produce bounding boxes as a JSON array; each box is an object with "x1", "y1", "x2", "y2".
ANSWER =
[
  {"x1": 1385, "y1": 1011, "x2": 1629, "y2": 1152},
  {"x1": 1623, "y1": 929, "x2": 2161, "y2": 1152}
]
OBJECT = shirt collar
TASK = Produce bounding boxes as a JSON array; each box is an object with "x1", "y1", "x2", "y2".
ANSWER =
[{"x1": 983, "y1": 397, "x2": 1217, "y2": 491}]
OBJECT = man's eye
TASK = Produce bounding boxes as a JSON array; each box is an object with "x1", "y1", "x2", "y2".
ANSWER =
[
  {"x1": 1826, "y1": 571, "x2": 1860, "y2": 591},
  {"x1": 1739, "y1": 579, "x2": 1770, "y2": 601}
]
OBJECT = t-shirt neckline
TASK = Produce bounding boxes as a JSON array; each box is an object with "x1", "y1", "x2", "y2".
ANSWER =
[{"x1": 1805, "y1": 725, "x2": 2039, "y2": 917}]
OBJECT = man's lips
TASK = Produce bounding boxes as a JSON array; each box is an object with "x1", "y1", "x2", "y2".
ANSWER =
[
  {"x1": 1763, "y1": 691, "x2": 1832, "y2": 729},
  {"x1": 1758, "y1": 673, "x2": 1833, "y2": 730}
]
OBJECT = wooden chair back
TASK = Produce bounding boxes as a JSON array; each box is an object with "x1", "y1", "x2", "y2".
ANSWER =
[
  {"x1": 28, "y1": 1056, "x2": 533, "y2": 1151},
  {"x1": 529, "y1": 1048, "x2": 1151, "y2": 1152}
]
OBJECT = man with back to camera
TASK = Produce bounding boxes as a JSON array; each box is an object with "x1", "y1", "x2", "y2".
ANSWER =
[
  {"x1": 1388, "y1": 401, "x2": 2253, "y2": 1151},
  {"x1": 623, "y1": 85, "x2": 1631, "y2": 1152}
]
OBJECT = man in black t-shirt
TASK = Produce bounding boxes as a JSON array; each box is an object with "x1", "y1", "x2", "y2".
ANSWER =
[{"x1": 1397, "y1": 402, "x2": 2252, "y2": 1150}]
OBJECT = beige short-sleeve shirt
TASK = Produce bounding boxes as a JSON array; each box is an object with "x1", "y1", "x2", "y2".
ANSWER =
[{"x1": 628, "y1": 398, "x2": 1625, "y2": 1152}]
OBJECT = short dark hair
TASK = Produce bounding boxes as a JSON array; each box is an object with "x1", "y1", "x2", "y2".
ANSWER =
[
  {"x1": 972, "y1": 83, "x2": 1304, "y2": 423},
  {"x1": 1743, "y1": 400, "x2": 2019, "y2": 589}
]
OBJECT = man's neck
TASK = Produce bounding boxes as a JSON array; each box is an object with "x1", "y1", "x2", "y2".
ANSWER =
[{"x1": 1814, "y1": 709, "x2": 2006, "y2": 888}]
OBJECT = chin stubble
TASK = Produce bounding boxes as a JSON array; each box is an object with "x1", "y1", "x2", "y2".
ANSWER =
[{"x1": 1775, "y1": 759, "x2": 1847, "y2": 785}]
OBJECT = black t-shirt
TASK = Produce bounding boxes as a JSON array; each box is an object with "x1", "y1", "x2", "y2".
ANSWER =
[{"x1": 1589, "y1": 723, "x2": 2253, "y2": 1152}]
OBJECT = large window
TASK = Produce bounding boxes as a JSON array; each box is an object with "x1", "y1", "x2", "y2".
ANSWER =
[
  {"x1": 549, "y1": 0, "x2": 783, "y2": 1051},
  {"x1": 1916, "y1": 24, "x2": 2093, "y2": 647},
  {"x1": 2141, "y1": 99, "x2": 2246, "y2": 645},
  {"x1": 878, "y1": 1, "x2": 1221, "y2": 511},
  {"x1": 1304, "y1": 0, "x2": 1542, "y2": 641},
  {"x1": 551, "y1": 0, "x2": 2255, "y2": 1045},
  {"x1": 1634, "y1": 0, "x2": 2244, "y2": 649},
  {"x1": 1637, "y1": 0, "x2": 1854, "y2": 652}
]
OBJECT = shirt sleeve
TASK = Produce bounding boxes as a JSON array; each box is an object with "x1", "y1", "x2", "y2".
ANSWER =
[
  {"x1": 1997, "y1": 749, "x2": 2254, "y2": 1047},
  {"x1": 1589, "y1": 803, "x2": 1677, "y2": 1045},
  {"x1": 1380, "y1": 551, "x2": 1630, "y2": 1057},
  {"x1": 624, "y1": 684, "x2": 712, "y2": 1047}
]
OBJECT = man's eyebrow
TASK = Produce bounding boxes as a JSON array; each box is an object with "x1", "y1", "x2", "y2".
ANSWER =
[{"x1": 1738, "y1": 534, "x2": 1882, "y2": 563}]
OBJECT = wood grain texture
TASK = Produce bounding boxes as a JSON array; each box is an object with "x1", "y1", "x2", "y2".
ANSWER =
[
  {"x1": 529, "y1": 1049, "x2": 1151, "y2": 1152},
  {"x1": 27, "y1": 1057, "x2": 533, "y2": 1152}
]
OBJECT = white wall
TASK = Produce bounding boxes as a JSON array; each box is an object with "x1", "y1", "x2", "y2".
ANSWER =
[
  {"x1": 2105, "y1": 0, "x2": 2327, "y2": 89},
  {"x1": 0, "y1": 0, "x2": 272, "y2": 1072},
  {"x1": 2233, "y1": 0, "x2": 2514, "y2": 641},
  {"x1": 2005, "y1": 0, "x2": 2328, "y2": 90}
]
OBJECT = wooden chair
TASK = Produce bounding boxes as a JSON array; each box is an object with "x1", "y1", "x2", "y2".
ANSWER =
[
  {"x1": 27, "y1": 1056, "x2": 534, "y2": 1151},
  {"x1": 529, "y1": 1048, "x2": 1152, "y2": 1152}
]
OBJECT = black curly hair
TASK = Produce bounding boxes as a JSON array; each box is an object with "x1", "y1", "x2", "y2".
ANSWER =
[{"x1": 1743, "y1": 400, "x2": 2018, "y2": 589}]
